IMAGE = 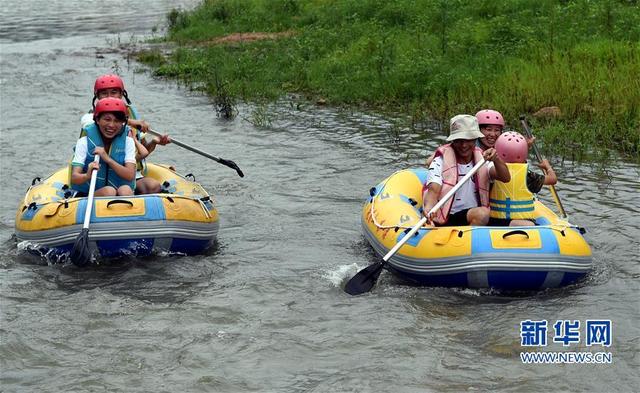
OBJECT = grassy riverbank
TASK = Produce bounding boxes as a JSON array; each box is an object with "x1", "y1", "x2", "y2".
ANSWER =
[{"x1": 138, "y1": 0, "x2": 640, "y2": 158}]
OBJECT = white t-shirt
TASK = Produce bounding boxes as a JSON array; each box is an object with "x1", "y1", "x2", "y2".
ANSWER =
[
  {"x1": 427, "y1": 156, "x2": 494, "y2": 214},
  {"x1": 71, "y1": 136, "x2": 136, "y2": 167}
]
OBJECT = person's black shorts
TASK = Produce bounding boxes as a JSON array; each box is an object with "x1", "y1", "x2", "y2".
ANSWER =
[
  {"x1": 446, "y1": 209, "x2": 471, "y2": 226},
  {"x1": 488, "y1": 217, "x2": 512, "y2": 226}
]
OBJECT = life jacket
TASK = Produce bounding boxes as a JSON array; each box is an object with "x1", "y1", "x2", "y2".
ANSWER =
[
  {"x1": 79, "y1": 104, "x2": 147, "y2": 176},
  {"x1": 489, "y1": 163, "x2": 535, "y2": 220},
  {"x1": 71, "y1": 123, "x2": 135, "y2": 193},
  {"x1": 428, "y1": 144, "x2": 490, "y2": 225}
]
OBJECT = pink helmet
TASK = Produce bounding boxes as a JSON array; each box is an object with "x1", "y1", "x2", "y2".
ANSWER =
[
  {"x1": 495, "y1": 131, "x2": 528, "y2": 163},
  {"x1": 94, "y1": 74, "x2": 125, "y2": 94},
  {"x1": 93, "y1": 97, "x2": 128, "y2": 121},
  {"x1": 476, "y1": 109, "x2": 505, "y2": 127}
]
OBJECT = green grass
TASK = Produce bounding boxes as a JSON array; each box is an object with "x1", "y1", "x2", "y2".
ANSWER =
[{"x1": 138, "y1": 0, "x2": 640, "y2": 159}]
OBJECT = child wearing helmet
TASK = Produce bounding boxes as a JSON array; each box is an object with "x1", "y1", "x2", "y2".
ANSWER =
[
  {"x1": 475, "y1": 109, "x2": 505, "y2": 151},
  {"x1": 489, "y1": 131, "x2": 557, "y2": 226},
  {"x1": 83, "y1": 74, "x2": 171, "y2": 194},
  {"x1": 71, "y1": 98, "x2": 137, "y2": 196},
  {"x1": 475, "y1": 109, "x2": 536, "y2": 151}
]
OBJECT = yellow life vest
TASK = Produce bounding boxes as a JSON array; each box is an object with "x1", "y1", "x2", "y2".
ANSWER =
[{"x1": 489, "y1": 163, "x2": 535, "y2": 219}]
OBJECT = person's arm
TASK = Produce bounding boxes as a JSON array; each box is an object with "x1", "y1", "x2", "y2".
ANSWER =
[
  {"x1": 92, "y1": 139, "x2": 136, "y2": 182},
  {"x1": 142, "y1": 133, "x2": 171, "y2": 155},
  {"x1": 485, "y1": 148, "x2": 510, "y2": 183},
  {"x1": 526, "y1": 135, "x2": 536, "y2": 149},
  {"x1": 71, "y1": 163, "x2": 99, "y2": 184},
  {"x1": 422, "y1": 183, "x2": 441, "y2": 225},
  {"x1": 130, "y1": 130, "x2": 149, "y2": 161},
  {"x1": 422, "y1": 156, "x2": 443, "y2": 224},
  {"x1": 70, "y1": 137, "x2": 97, "y2": 184},
  {"x1": 425, "y1": 152, "x2": 435, "y2": 167},
  {"x1": 538, "y1": 159, "x2": 557, "y2": 185},
  {"x1": 128, "y1": 118, "x2": 150, "y2": 133}
]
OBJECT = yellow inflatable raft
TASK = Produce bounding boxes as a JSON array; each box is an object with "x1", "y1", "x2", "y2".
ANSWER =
[
  {"x1": 362, "y1": 168, "x2": 592, "y2": 290},
  {"x1": 15, "y1": 163, "x2": 218, "y2": 261}
]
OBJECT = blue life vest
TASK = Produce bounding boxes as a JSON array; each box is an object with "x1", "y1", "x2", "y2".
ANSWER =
[{"x1": 71, "y1": 123, "x2": 135, "y2": 193}]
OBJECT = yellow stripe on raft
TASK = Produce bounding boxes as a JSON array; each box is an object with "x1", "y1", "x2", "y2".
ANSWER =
[{"x1": 161, "y1": 197, "x2": 218, "y2": 223}]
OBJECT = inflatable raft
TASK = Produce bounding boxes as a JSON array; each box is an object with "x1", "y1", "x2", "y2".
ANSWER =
[
  {"x1": 362, "y1": 168, "x2": 592, "y2": 290},
  {"x1": 15, "y1": 163, "x2": 218, "y2": 261}
]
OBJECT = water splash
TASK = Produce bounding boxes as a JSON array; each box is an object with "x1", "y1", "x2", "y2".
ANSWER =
[{"x1": 324, "y1": 263, "x2": 363, "y2": 287}]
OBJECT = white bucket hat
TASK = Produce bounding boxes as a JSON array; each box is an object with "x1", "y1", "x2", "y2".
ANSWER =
[{"x1": 446, "y1": 114, "x2": 485, "y2": 141}]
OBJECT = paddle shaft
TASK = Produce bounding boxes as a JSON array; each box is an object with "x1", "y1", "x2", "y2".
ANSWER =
[
  {"x1": 144, "y1": 128, "x2": 244, "y2": 177},
  {"x1": 520, "y1": 118, "x2": 567, "y2": 218},
  {"x1": 82, "y1": 155, "x2": 100, "y2": 229},
  {"x1": 382, "y1": 158, "x2": 487, "y2": 262}
]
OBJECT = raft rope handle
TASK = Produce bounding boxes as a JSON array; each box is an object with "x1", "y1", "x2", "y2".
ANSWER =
[{"x1": 369, "y1": 170, "x2": 431, "y2": 231}]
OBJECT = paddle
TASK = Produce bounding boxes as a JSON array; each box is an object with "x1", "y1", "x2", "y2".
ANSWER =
[
  {"x1": 70, "y1": 155, "x2": 100, "y2": 267},
  {"x1": 519, "y1": 116, "x2": 567, "y2": 219},
  {"x1": 144, "y1": 128, "x2": 244, "y2": 178},
  {"x1": 344, "y1": 158, "x2": 488, "y2": 295}
]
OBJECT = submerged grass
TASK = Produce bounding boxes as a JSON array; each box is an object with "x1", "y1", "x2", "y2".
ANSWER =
[{"x1": 138, "y1": 0, "x2": 640, "y2": 159}]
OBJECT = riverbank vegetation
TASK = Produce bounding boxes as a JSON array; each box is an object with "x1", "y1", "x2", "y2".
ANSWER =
[{"x1": 138, "y1": 0, "x2": 640, "y2": 158}]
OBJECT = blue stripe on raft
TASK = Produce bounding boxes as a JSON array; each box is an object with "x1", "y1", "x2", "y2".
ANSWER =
[
  {"x1": 97, "y1": 238, "x2": 154, "y2": 258},
  {"x1": 76, "y1": 196, "x2": 166, "y2": 223},
  {"x1": 398, "y1": 227, "x2": 431, "y2": 247},
  {"x1": 487, "y1": 271, "x2": 548, "y2": 290},
  {"x1": 386, "y1": 269, "x2": 587, "y2": 290},
  {"x1": 471, "y1": 227, "x2": 560, "y2": 254},
  {"x1": 408, "y1": 168, "x2": 429, "y2": 186},
  {"x1": 535, "y1": 216, "x2": 551, "y2": 225},
  {"x1": 560, "y1": 272, "x2": 587, "y2": 286},
  {"x1": 21, "y1": 205, "x2": 40, "y2": 221},
  {"x1": 170, "y1": 238, "x2": 211, "y2": 254}
]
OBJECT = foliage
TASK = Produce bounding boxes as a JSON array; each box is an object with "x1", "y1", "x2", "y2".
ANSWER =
[{"x1": 140, "y1": 0, "x2": 640, "y2": 157}]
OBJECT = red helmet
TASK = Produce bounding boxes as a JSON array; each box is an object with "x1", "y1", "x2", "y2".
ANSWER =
[
  {"x1": 495, "y1": 131, "x2": 528, "y2": 163},
  {"x1": 93, "y1": 74, "x2": 125, "y2": 94},
  {"x1": 93, "y1": 97, "x2": 128, "y2": 121},
  {"x1": 476, "y1": 109, "x2": 505, "y2": 127}
]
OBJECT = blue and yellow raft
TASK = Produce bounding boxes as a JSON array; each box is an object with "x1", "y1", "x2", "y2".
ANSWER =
[
  {"x1": 15, "y1": 163, "x2": 218, "y2": 261},
  {"x1": 362, "y1": 168, "x2": 592, "y2": 290}
]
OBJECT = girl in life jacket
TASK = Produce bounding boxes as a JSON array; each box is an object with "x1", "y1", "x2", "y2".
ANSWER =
[
  {"x1": 488, "y1": 131, "x2": 558, "y2": 226},
  {"x1": 71, "y1": 98, "x2": 137, "y2": 197},
  {"x1": 475, "y1": 109, "x2": 536, "y2": 151},
  {"x1": 81, "y1": 74, "x2": 171, "y2": 194}
]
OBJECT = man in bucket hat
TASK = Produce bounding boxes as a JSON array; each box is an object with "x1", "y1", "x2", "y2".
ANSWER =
[{"x1": 422, "y1": 114, "x2": 510, "y2": 226}]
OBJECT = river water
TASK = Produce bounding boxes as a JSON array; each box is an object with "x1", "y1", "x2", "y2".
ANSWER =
[{"x1": 1, "y1": 1, "x2": 639, "y2": 392}]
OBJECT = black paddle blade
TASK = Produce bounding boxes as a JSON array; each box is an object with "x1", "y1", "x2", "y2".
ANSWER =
[
  {"x1": 344, "y1": 262, "x2": 385, "y2": 296},
  {"x1": 219, "y1": 158, "x2": 244, "y2": 178},
  {"x1": 70, "y1": 228, "x2": 91, "y2": 267}
]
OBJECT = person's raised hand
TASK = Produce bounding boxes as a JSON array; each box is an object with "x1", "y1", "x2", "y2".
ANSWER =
[{"x1": 483, "y1": 147, "x2": 498, "y2": 162}]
